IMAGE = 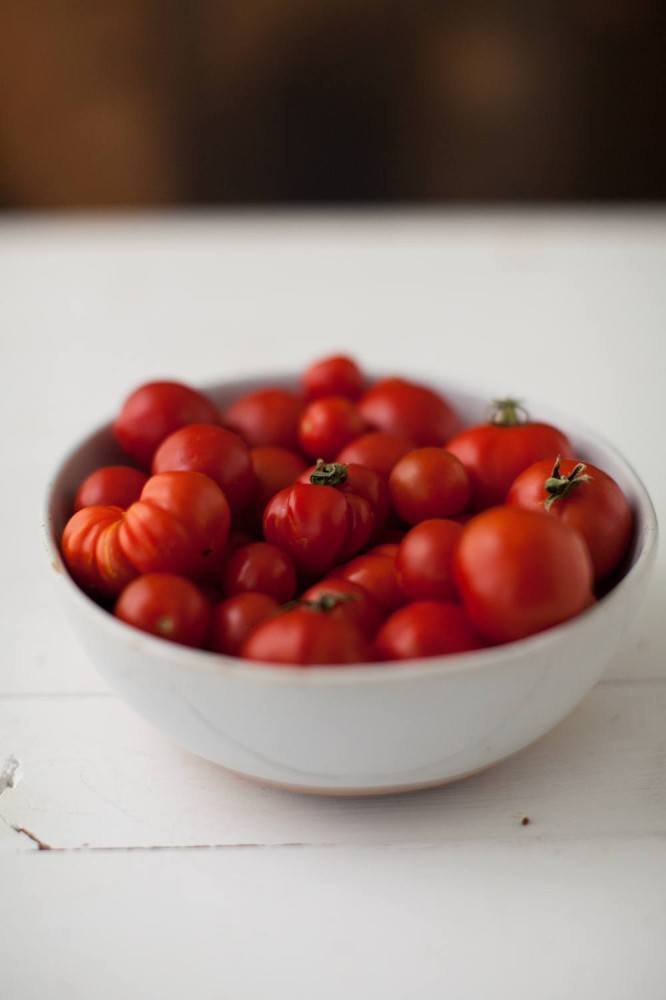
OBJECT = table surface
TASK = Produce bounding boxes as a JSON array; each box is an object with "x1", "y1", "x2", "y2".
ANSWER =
[{"x1": 1, "y1": 210, "x2": 665, "y2": 1000}]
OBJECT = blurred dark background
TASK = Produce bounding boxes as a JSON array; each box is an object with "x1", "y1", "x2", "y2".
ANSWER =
[{"x1": 1, "y1": 0, "x2": 665, "y2": 209}]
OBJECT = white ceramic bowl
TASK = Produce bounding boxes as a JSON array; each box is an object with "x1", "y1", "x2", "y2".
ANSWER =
[{"x1": 44, "y1": 376, "x2": 658, "y2": 795}]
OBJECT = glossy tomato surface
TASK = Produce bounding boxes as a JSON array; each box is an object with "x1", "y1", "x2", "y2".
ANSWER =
[
  {"x1": 211, "y1": 592, "x2": 279, "y2": 656},
  {"x1": 358, "y1": 378, "x2": 458, "y2": 446},
  {"x1": 115, "y1": 573, "x2": 211, "y2": 648},
  {"x1": 298, "y1": 396, "x2": 366, "y2": 460},
  {"x1": 250, "y1": 446, "x2": 308, "y2": 510},
  {"x1": 222, "y1": 541, "x2": 297, "y2": 602},
  {"x1": 333, "y1": 552, "x2": 403, "y2": 612},
  {"x1": 337, "y1": 431, "x2": 414, "y2": 480},
  {"x1": 223, "y1": 388, "x2": 303, "y2": 450},
  {"x1": 74, "y1": 466, "x2": 148, "y2": 512},
  {"x1": 374, "y1": 601, "x2": 485, "y2": 660},
  {"x1": 302, "y1": 355, "x2": 365, "y2": 400},
  {"x1": 242, "y1": 606, "x2": 370, "y2": 665},
  {"x1": 389, "y1": 447, "x2": 470, "y2": 524},
  {"x1": 61, "y1": 504, "x2": 137, "y2": 597},
  {"x1": 395, "y1": 519, "x2": 463, "y2": 601},
  {"x1": 152, "y1": 424, "x2": 255, "y2": 513}
]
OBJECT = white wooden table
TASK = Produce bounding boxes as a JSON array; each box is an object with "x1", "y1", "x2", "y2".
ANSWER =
[{"x1": 1, "y1": 211, "x2": 665, "y2": 999}]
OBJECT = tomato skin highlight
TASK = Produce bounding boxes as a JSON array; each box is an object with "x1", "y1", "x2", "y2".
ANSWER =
[
  {"x1": 242, "y1": 606, "x2": 370, "y2": 665},
  {"x1": 113, "y1": 381, "x2": 219, "y2": 468},
  {"x1": 115, "y1": 573, "x2": 211, "y2": 648},
  {"x1": 224, "y1": 388, "x2": 303, "y2": 450},
  {"x1": 454, "y1": 507, "x2": 594, "y2": 643},
  {"x1": 74, "y1": 466, "x2": 148, "y2": 512},
  {"x1": 337, "y1": 431, "x2": 414, "y2": 481},
  {"x1": 303, "y1": 355, "x2": 365, "y2": 400},
  {"x1": 358, "y1": 378, "x2": 458, "y2": 446},
  {"x1": 222, "y1": 542, "x2": 297, "y2": 603},
  {"x1": 396, "y1": 519, "x2": 463, "y2": 602},
  {"x1": 333, "y1": 552, "x2": 403, "y2": 612},
  {"x1": 61, "y1": 505, "x2": 137, "y2": 597},
  {"x1": 152, "y1": 424, "x2": 255, "y2": 513},
  {"x1": 301, "y1": 578, "x2": 384, "y2": 637},
  {"x1": 506, "y1": 457, "x2": 633, "y2": 581},
  {"x1": 374, "y1": 601, "x2": 485, "y2": 660},
  {"x1": 211, "y1": 592, "x2": 279, "y2": 656},
  {"x1": 389, "y1": 447, "x2": 471, "y2": 524},
  {"x1": 298, "y1": 396, "x2": 366, "y2": 461}
]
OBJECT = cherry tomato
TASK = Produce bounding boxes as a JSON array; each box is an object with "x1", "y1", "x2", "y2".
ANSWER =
[
  {"x1": 113, "y1": 381, "x2": 219, "y2": 468},
  {"x1": 61, "y1": 505, "x2": 137, "y2": 596},
  {"x1": 389, "y1": 447, "x2": 471, "y2": 524},
  {"x1": 115, "y1": 573, "x2": 211, "y2": 648},
  {"x1": 298, "y1": 396, "x2": 366, "y2": 461},
  {"x1": 298, "y1": 461, "x2": 389, "y2": 537},
  {"x1": 369, "y1": 542, "x2": 400, "y2": 558},
  {"x1": 333, "y1": 552, "x2": 403, "y2": 612},
  {"x1": 224, "y1": 388, "x2": 303, "y2": 450},
  {"x1": 211, "y1": 592, "x2": 279, "y2": 656},
  {"x1": 152, "y1": 424, "x2": 255, "y2": 513},
  {"x1": 242, "y1": 606, "x2": 370, "y2": 665},
  {"x1": 358, "y1": 378, "x2": 458, "y2": 446},
  {"x1": 507, "y1": 456, "x2": 633, "y2": 580},
  {"x1": 337, "y1": 431, "x2": 414, "y2": 480},
  {"x1": 446, "y1": 399, "x2": 572, "y2": 509},
  {"x1": 222, "y1": 542, "x2": 297, "y2": 602},
  {"x1": 301, "y1": 578, "x2": 384, "y2": 637},
  {"x1": 74, "y1": 466, "x2": 148, "y2": 512},
  {"x1": 454, "y1": 507, "x2": 594, "y2": 643},
  {"x1": 264, "y1": 462, "x2": 374, "y2": 576},
  {"x1": 250, "y1": 446, "x2": 308, "y2": 510},
  {"x1": 303, "y1": 354, "x2": 365, "y2": 400},
  {"x1": 395, "y1": 519, "x2": 463, "y2": 601},
  {"x1": 374, "y1": 601, "x2": 485, "y2": 660}
]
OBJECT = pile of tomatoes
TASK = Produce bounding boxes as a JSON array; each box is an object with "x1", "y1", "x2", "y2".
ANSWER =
[{"x1": 60, "y1": 355, "x2": 633, "y2": 666}]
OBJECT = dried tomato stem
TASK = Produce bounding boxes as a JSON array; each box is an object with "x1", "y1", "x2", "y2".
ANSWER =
[
  {"x1": 488, "y1": 398, "x2": 529, "y2": 427},
  {"x1": 544, "y1": 456, "x2": 592, "y2": 511},
  {"x1": 310, "y1": 459, "x2": 349, "y2": 486}
]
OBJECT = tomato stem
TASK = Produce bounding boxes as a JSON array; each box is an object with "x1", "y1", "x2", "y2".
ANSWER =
[
  {"x1": 310, "y1": 459, "x2": 349, "y2": 486},
  {"x1": 281, "y1": 593, "x2": 358, "y2": 614},
  {"x1": 544, "y1": 456, "x2": 592, "y2": 511},
  {"x1": 488, "y1": 398, "x2": 529, "y2": 427}
]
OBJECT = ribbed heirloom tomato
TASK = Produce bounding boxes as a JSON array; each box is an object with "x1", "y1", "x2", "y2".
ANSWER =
[
  {"x1": 242, "y1": 605, "x2": 370, "y2": 665},
  {"x1": 152, "y1": 424, "x2": 255, "y2": 513},
  {"x1": 224, "y1": 388, "x2": 303, "y2": 450},
  {"x1": 115, "y1": 573, "x2": 211, "y2": 648},
  {"x1": 358, "y1": 378, "x2": 458, "y2": 446},
  {"x1": 74, "y1": 466, "x2": 148, "y2": 511},
  {"x1": 297, "y1": 461, "x2": 389, "y2": 537},
  {"x1": 375, "y1": 602, "x2": 485, "y2": 660}
]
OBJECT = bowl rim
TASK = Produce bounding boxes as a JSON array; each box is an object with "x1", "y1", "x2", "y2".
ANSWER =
[{"x1": 43, "y1": 372, "x2": 659, "y2": 687}]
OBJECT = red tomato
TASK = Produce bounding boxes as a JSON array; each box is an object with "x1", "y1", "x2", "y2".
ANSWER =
[
  {"x1": 395, "y1": 519, "x2": 463, "y2": 601},
  {"x1": 358, "y1": 378, "x2": 458, "y2": 446},
  {"x1": 113, "y1": 381, "x2": 219, "y2": 468},
  {"x1": 211, "y1": 592, "x2": 279, "y2": 656},
  {"x1": 61, "y1": 505, "x2": 137, "y2": 597},
  {"x1": 152, "y1": 424, "x2": 255, "y2": 513},
  {"x1": 222, "y1": 542, "x2": 297, "y2": 602},
  {"x1": 374, "y1": 601, "x2": 485, "y2": 660},
  {"x1": 242, "y1": 606, "x2": 370, "y2": 665},
  {"x1": 74, "y1": 466, "x2": 148, "y2": 512},
  {"x1": 298, "y1": 396, "x2": 366, "y2": 460},
  {"x1": 224, "y1": 388, "x2": 303, "y2": 450},
  {"x1": 115, "y1": 573, "x2": 211, "y2": 648},
  {"x1": 302, "y1": 354, "x2": 365, "y2": 400},
  {"x1": 301, "y1": 578, "x2": 384, "y2": 637},
  {"x1": 454, "y1": 507, "x2": 594, "y2": 643},
  {"x1": 298, "y1": 461, "x2": 389, "y2": 537},
  {"x1": 264, "y1": 463, "x2": 374, "y2": 576},
  {"x1": 333, "y1": 552, "x2": 403, "y2": 612},
  {"x1": 389, "y1": 447, "x2": 470, "y2": 524},
  {"x1": 369, "y1": 542, "x2": 400, "y2": 558},
  {"x1": 337, "y1": 431, "x2": 414, "y2": 480},
  {"x1": 250, "y1": 446, "x2": 308, "y2": 510},
  {"x1": 507, "y1": 457, "x2": 633, "y2": 580},
  {"x1": 446, "y1": 399, "x2": 572, "y2": 509}
]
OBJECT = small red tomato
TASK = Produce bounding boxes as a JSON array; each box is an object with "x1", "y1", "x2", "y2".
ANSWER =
[
  {"x1": 115, "y1": 573, "x2": 211, "y2": 648},
  {"x1": 264, "y1": 462, "x2": 374, "y2": 576},
  {"x1": 374, "y1": 601, "x2": 485, "y2": 660},
  {"x1": 333, "y1": 552, "x2": 403, "y2": 612},
  {"x1": 454, "y1": 507, "x2": 594, "y2": 643},
  {"x1": 446, "y1": 399, "x2": 572, "y2": 509},
  {"x1": 242, "y1": 606, "x2": 370, "y2": 666},
  {"x1": 152, "y1": 424, "x2": 255, "y2": 513},
  {"x1": 113, "y1": 381, "x2": 219, "y2": 468},
  {"x1": 369, "y1": 542, "x2": 400, "y2": 558},
  {"x1": 337, "y1": 431, "x2": 414, "y2": 481},
  {"x1": 298, "y1": 396, "x2": 366, "y2": 460},
  {"x1": 358, "y1": 378, "x2": 458, "y2": 446},
  {"x1": 298, "y1": 460, "x2": 389, "y2": 537},
  {"x1": 250, "y1": 446, "x2": 308, "y2": 510},
  {"x1": 302, "y1": 354, "x2": 365, "y2": 400},
  {"x1": 211, "y1": 592, "x2": 279, "y2": 656},
  {"x1": 389, "y1": 447, "x2": 470, "y2": 524},
  {"x1": 74, "y1": 466, "x2": 148, "y2": 512},
  {"x1": 507, "y1": 456, "x2": 633, "y2": 580},
  {"x1": 224, "y1": 388, "x2": 303, "y2": 450},
  {"x1": 301, "y1": 578, "x2": 384, "y2": 637},
  {"x1": 61, "y1": 505, "x2": 137, "y2": 596},
  {"x1": 395, "y1": 519, "x2": 463, "y2": 601},
  {"x1": 222, "y1": 542, "x2": 297, "y2": 602}
]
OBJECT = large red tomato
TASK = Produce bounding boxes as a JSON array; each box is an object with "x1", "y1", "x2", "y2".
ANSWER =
[
  {"x1": 298, "y1": 396, "x2": 366, "y2": 460},
  {"x1": 389, "y1": 447, "x2": 470, "y2": 524},
  {"x1": 395, "y1": 519, "x2": 463, "y2": 601},
  {"x1": 454, "y1": 507, "x2": 594, "y2": 643},
  {"x1": 302, "y1": 355, "x2": 365, "y2": 400},
  {"x1": 374, "y1": 601, "x2": 485, "y2": 660},
  {"x1": 223, "y1": 388, "x2": 303, "y2": 450},
  {"x1": 211, "y1": 592, "x2": 279, "y2": 656},
  {"x1": 74, "y1": 466, "x2": 148, "y2": 512},
  {"x1": 222, "y1": 542, "x2": 297, "y2": 602},
  {"x1": 446, "y1": 399, "x2": 572, "y2": 509},
  {"x1": 507, "y1": 456, "x2": 633, "y2": 580},
  {"x1": 264, "y1": 462, "x2": 375, "y2": 575},
  {"x1": 113, "y1": 381, "x2": 219, "y2": 468},
  {"x1": 152, "y1": 424, "x2": 255, "y2": 513},
  {"x1": 242, "y1": 606, "x2": 370, "y2": 665},
  {"x1": 301, "y1": 578, "x2": 384, "y2": 636},
  {"x1": 358, "y1": 378, "x2": 458, "y2": 446},
  {"x1": 115, "y1": 573, "x2": 211, "y2": 648},
  {"x1": 337, "y1": 431, "x2": 414, "y2": 480}
]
